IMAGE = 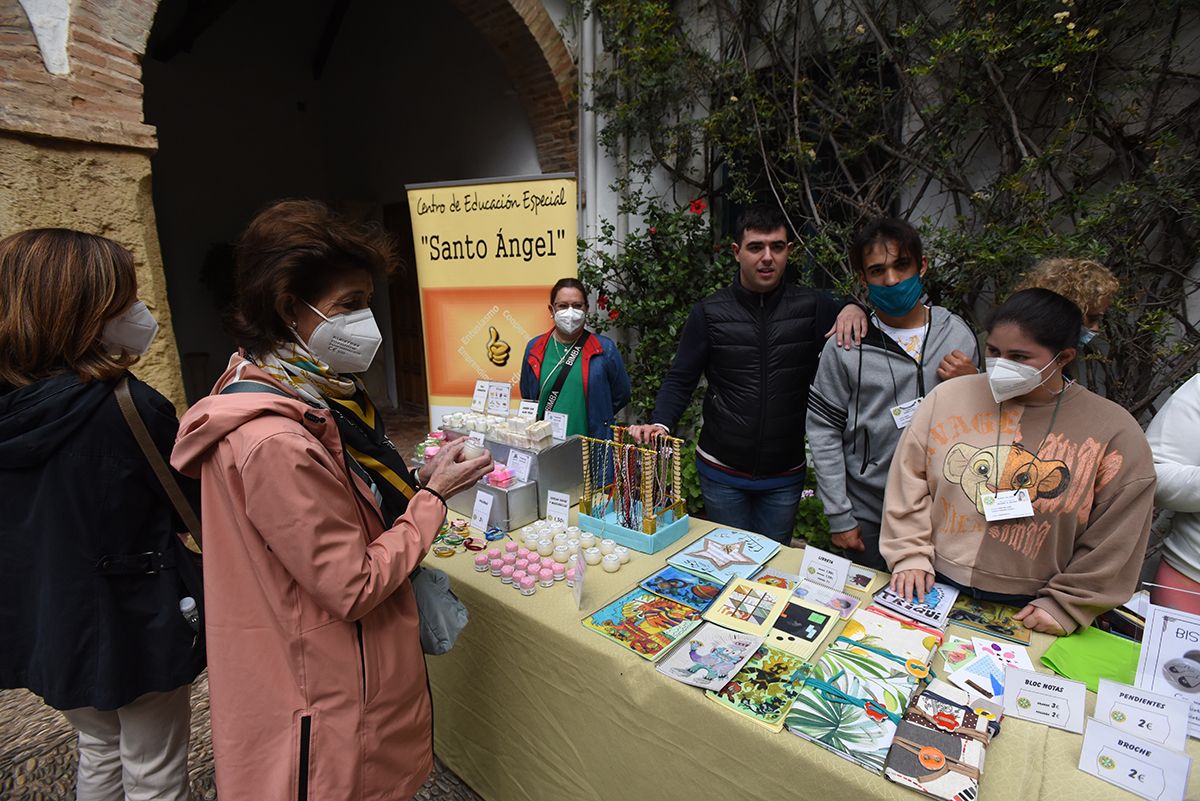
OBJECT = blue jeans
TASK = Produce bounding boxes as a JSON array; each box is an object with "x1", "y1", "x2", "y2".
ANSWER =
[{"x1": 697, "y1": 471, "x2": 805, "y2": 544}]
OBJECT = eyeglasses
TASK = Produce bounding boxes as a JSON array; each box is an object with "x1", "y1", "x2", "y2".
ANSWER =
[{"x1": 553, "y1": 302, "x2": 586, "y2": 311}]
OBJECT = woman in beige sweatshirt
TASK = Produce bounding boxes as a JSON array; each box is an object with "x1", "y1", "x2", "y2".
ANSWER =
[{"x1": 880, "y1": 288, "x2": 1156, "y2": 635}]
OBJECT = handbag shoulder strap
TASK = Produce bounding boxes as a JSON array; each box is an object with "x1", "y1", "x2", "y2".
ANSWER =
[
  {"x1": 541, "y1": 330, "x2": 590, "y2": 417},
  {"x1": 115, "y1": 376, "x2": 203, "y2": 548}
]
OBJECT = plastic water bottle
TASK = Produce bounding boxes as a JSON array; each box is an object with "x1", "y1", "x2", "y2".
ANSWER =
[{"x1": 179, "y1": 597, "x2": 199, "y2": 631}]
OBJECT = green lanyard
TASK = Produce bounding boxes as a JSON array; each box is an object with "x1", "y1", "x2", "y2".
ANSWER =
[{"x1": 991, "y1": 384, "x2": 1066, "y2": 494}]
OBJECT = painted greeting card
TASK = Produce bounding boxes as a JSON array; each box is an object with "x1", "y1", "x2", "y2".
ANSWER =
[
  {"x1": 765, "y1": 599, "x2": 838, "y2": 660},
  {"x1": 873, "y1": 582, "x2": 960, "y2": 629},
  {"x1": 667, "y1": 528, "x2": 780, "y2": 583},
  {"x1": 702, "y1": 579, "x2": 791, "y2": 637},
  {"x1": 706, "y1": 644, "x2": 812, "y2": 731},
  {"x1": 970, "y1": 637, "x2": 1034, "y2": 672},
  {"x1": 947, "y1": 653, "x2": 1006, "y2": 701},
  {"x1": 655, "y1": 623, "x2": 764, "y2": 690},
  {"x1": 639, "y1": 566, "x2": 724, "y2": 611},
  {"x1": 752, "y1": 567, "x2": 801, "y2": 591},
  {"x1": 938, "y1": 636, "x2": 977, "y2": 669},
  {"x1": 582, "y1": 589, "x2": 702, "y2": 662},
  {"x1": 840, "y1": 605, "x2": 943, "y2": 664},
  {"x1": 794, "y1": 580, "x2": 861, "y2": 620},
  {"x1": 947, "y1": 598, "x2": 1032, "y2": 645}
]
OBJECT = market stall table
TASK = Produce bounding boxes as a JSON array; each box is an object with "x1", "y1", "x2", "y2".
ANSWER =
[{"x1": 424, "y1": 516, "x2": 1199, "y2": 801}]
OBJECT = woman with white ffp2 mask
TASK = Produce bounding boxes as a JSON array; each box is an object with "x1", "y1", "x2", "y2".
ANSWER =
[
  {"x1": 878, "y1": 288, "x2": 1156, "y2": 639},
  {"x1": 518, "y1": 277, "x2": 631, "y2": 439}
]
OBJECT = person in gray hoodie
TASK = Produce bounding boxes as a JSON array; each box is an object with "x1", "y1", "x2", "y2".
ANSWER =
[{"x1": 806, "y1": 218, "x2": 978, "y2": 569}]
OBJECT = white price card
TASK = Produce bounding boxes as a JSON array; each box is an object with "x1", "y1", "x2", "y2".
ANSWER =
[
  {"x1": 546, "y1": 411, "x2": 568, "y2": 440},
  {"x1": 1078, "y1": 718, "x2": 1190, "y2": 801},
  {"x1": 798, "y1": 545, "x2": 851, "y2": 592},
  {"x1": 507, "y1": 450, "x2": 533, "y2": 483},
  {"x1": 546, "y1": 490, "x2": 570, "y2": 526},
  {"x1": 1095, "y1": 678, "x2": 1190, "y2": 752},
  {"x1": 516, "y1": 400, "x2": 538, "y2": 421},
  {"x1": 1003, "y1": 666, "x2": 1087, "y2": 732},
  {"x1": 470, "y1": 380, "x2": 489, "y2": 413},
  {"x1": 470, "y1": 492, "x2": 494, "y2": 533},
  {"x1": 467, "y1": 431, "x2": 486, "y2": 450},
  {"x1": 1135, "y1": 603, "x2": 1200, "y2": 739},
  {"x1": 485, "y1": 383, "x2": 512, "y2": 417}
]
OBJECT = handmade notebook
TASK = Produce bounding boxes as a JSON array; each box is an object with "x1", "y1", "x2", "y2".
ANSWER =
[
  {"x1": 639, "y1": 565, "x2": 725, "y2": 611},
  {"x1": 765, "y1": 599, "x2": 838, "y2": 660},
  {"x1": 873, "y1": 582, "x2": 960, "y2": 629},
  {"x1": 702, "y1": 578, "x2": 792, "y2": 637},
  {"x1": 883, "y1": 679, "x2": 1003, "y2": 801},
  {"x1": 654, "y1": 622, "x2": 763, "y2": 690},
  {"x1": 947, "y1": 597, "x2": 1032, "y2": 645},
  {"x1": 582, "y1": 589, "x2": 702, "y2": 662},
  {"x1": 840, "y1": 605, "x2": 943, "y2": 665},
  {"x1": 786, "y1": 637, "x2": 922, "y2": 773},
  {"x1": 667, "y1": 528, "x2": 780, "y2": 583},
  {"x1": 706, "y1": 645, "x2": 812, "y2": 731}
]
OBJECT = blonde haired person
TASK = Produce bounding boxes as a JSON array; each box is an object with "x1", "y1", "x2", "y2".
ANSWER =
[
  {"x1": 0, "y1": 229, "x2": 203, "y2": 801},
  {"x1": 1016, "y1": 257, "x2": 1119, "y2": 345}
]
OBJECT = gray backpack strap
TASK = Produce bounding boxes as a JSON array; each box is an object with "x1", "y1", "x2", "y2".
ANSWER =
[{"x1": 219, "y1": 380, "x2": 295, "y2": 398}]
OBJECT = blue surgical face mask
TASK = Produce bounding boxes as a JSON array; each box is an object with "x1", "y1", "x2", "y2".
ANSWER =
[
  {"x1": 1079, "y1": 327, "x2": 1098, "y2": 348},
  {"x1": 867, "y1": 273, "x2": 924, "y2": 317}
]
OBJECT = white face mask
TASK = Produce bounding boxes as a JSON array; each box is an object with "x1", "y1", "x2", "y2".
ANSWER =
[
  {"x1": 101, "y1": 300, "x2": 159, "y2": 356},
  {"x1": 303, "y1": 303, "x2": 382, "y2": 374},
  {"x1": 553, "y1": 307, "x2": 586, "y2": 336},
  {"x1": 985, "y1": 354, "x2": 1062, "y2": 403}
]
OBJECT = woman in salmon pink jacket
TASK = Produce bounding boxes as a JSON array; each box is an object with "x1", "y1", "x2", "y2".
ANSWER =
[{"x1": 171, "y1": 201, "x2": 493, "y2": 801}]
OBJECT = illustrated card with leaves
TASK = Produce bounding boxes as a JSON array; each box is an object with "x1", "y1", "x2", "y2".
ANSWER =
[
  {"x1": 705, "y1": 645, "x2": 812, "y2": 731},
  {"x1": 667, "y1": 528, "x2": 781, "y2": 583},
  {"x1": 702, "y1": 578, "x2": 792, "y2": 637},
  {"x1": 582, "y1": 589, "x2": 702, "y2": 662},
  {"x1": 639, "y1": 565, "x2": 724, "y2": 611},
  {"x1": 841, "y1": 605, "x2": 944, "y2": 665},
  {"x1": 946, "y1": 598, "x2": 1032, "y2": 645},
  {"x1": 786, "y1": 639, "x2": 921, "y2": 773},
  {"x1": 654, "y1": 622, "x2": 763, "y2": 690},
  {"x1": 883, "y1": 679, "x2": 1003, "y2": 801}
]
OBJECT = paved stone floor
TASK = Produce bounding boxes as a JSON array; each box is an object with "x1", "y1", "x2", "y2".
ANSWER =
[{"x1": 0, "y1": 407, "x2": 484, "y2": 800}]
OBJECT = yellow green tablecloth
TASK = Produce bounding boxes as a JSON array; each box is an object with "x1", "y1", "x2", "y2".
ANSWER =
[{"x1": 424, "y1": 516, "x2": 1199, "y2": 801}]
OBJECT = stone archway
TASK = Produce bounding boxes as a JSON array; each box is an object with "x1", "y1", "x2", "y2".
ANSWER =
[
  {"x1": 449, "y1": 0, "x2": 577, "y2": 173},
  {"x1": 0, "y1": 0, "x2": 579, "y2": 409}
]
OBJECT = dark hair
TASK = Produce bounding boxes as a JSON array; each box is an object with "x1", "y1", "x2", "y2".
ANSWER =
[
  {"x1": 0, "y1": 228, "x2": 139, "y2": 386},
  {"x1": 550, "y1": 277, "x2": 588, "y2": 305},
  {"x1": 987, "y1": 288, "x2": 1083, "y2": 352},
  {"x1": 231, "y1": 199, "x2": 395, "y2": 355},
  {"x1": 849, "y1": 217, "x2": 924, "y2": 275},
  {"x1": 733, "y1": 204, "x2": 789, "y2": 244}
]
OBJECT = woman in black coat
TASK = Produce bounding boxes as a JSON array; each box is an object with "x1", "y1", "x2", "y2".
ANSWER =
[{"x1": 0, "y1": 229, "x2": 203, "y2": 801}]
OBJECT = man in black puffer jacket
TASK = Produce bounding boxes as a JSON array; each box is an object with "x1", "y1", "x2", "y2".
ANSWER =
[{"x1": 630, "y1": 205, "x2": 864, "y2": 544}]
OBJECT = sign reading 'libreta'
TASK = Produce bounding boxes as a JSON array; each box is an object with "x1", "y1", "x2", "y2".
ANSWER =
[{"x1": 406, "y1": 174, "x2": 577, "y2": 427}]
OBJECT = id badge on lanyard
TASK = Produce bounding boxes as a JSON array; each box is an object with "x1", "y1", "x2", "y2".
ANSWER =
[
  {"x1": 890, "y1": 398, "x2": 922, "y2": 429},
  {"x1": 980, "y1": 489, "x2": 1035, "y2": 521}
]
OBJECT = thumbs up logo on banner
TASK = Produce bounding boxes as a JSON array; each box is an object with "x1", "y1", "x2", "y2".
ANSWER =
[{"x1": 486, "y1": 326, "x2": 511, "y2": 366}]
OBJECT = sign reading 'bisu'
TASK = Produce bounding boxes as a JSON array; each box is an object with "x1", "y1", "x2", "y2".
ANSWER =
[{"x1": 406, "y1": 174, "x2": 578, "y2": 428}]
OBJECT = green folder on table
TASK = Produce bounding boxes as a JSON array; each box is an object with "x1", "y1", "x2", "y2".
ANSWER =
[{"x1": 1040, "y1": 625, "x2": 1141, "y2": 692}]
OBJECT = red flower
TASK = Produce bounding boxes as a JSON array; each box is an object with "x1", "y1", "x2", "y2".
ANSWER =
[
  {"x1": 608, "y1": 309, "x2": 620, "y2": 321},
  {"x1": 597, "y1": 294, "x2": 609, "y2": 310},
  {"x1": 648, "y1": 226, "x2": 658, "y2": 235},
  {"x1": 689, "y1": 198, "x2": 708, "y2": 215}
]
